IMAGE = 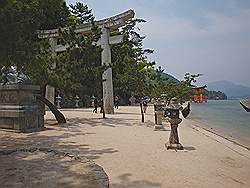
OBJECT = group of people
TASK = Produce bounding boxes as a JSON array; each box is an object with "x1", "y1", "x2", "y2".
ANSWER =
[
  {"x1": 92, "y1": 95, "x2": 149, "y2": 113},
  {"x1": 92, "y1": 97, "x2": 103, "y2": 113},
  {"x1": 92, "y1": 95, "x2": 119, "y2": 113}
]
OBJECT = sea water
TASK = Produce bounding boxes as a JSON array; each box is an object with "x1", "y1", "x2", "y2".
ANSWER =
[{"x1": 189, "y1": 100, "x2": 250, "y2": 148}]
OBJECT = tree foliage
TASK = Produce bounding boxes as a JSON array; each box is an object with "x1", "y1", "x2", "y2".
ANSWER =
[
  {"x1": 0, "y1": 1, "x2": 202, "y2": 105},
  {"x1": 149, "y1": 70, "x2": 203, "y2": 101},
  {"x1": 42, "y1": 2, "x2": 103, "y2": 100},
  {"x1": 0, "y1": 0, "x2": 70, "y2": 67},
  {"x1": 111, "y1": 18, "x2": 155, "y2": 102},
  {"x1": 0, "y1": 1, "x2": 102, "y2": 96}
]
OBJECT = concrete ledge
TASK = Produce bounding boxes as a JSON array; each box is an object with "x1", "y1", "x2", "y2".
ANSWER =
[
  {"x1": 0, "y1": 85, "x2": 40, "y2": 91},
  {"x1": 0, "y1": 126, "x2": 46, "y2": 133},
  {"x1": 0, "y1": 110, "x2": 26, "y2": 117}
]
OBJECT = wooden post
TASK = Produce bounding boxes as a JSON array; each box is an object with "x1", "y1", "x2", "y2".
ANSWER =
[
  {"x1": 140, "y1": 102, "x2": 144, "y2": 123},
  {"x1": 102, "y1": 107, "x2": 105, "y2": 119}
]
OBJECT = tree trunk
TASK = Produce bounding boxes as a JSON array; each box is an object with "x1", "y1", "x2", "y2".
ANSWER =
[{"x1": 36, "y1": 95, "x2": 66, "y2": 124}]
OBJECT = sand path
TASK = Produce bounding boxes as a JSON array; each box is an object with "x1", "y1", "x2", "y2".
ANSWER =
[{"x1": 1, "y1": 106, "x2": 249, "y2": 188}]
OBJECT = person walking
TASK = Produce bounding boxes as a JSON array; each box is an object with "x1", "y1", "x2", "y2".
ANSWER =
[
  {"x1": 93, "y1": 97, "x2": 98, "y2": 113},
  {"x1": 142, "y1": 99, "x2": 148, "y2": 113},
  {"x1": 99, "y1": 98, "x2": 104, "y2": 113},
  {"x1": 114, "y1": 96, "x2": 119, "y2": 109}
]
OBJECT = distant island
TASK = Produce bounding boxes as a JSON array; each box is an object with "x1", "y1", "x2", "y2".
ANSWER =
[
  {"x1": 205, "y1": 90, "x2": 227, "y2": 100},
  {"x1": 207, "y1": 80, "x2": 250, "y2": 99}
]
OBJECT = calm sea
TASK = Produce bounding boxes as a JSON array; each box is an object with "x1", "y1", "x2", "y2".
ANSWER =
[{"x1": 189, "y1": 100, "x2": 250, "y2": 148}]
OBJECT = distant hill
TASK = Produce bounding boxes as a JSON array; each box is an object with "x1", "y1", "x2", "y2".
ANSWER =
[
  {"x1": 207, "y1": 80, "x2": 250, "y2": 99},
  {"x1": 160, "y1": 72, "x2": 180, "y2": 83}
]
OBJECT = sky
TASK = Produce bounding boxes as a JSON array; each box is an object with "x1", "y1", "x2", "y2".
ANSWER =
[{"x1": 66, "y1": 0, "x2": 250, "y2": 87}]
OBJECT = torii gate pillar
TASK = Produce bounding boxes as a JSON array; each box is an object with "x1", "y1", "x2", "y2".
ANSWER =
[{"x1": 101, "y1": 27, "x2": 114, "y2": 114}]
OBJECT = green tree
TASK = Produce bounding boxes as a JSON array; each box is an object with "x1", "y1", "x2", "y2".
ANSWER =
[
  {"x1": 49, "y1": 2, "x2": 104, "y2": 101},
  {"x1": 184, "y1": 73, "x2": 203, "y2": 87},
  {"x1": 111, "y1": 19, "x2": 155, "y2": 103},
  {"x1": 1, "y1": 0, "x2": 200, "y2": 107},
  {"x1": 149, "y1": 71, "x2": 203, "y2": 101},
  {"x1": 0, "y1": 0, "x2": 70, "y2": 68}
]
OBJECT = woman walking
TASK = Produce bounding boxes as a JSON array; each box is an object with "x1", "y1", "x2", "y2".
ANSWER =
[
  {"x1": 142, "y1": 99, "x2": 148, "y2": 113},
  {"x1": 93, "y1": 98, "x2": 98, "y2": 113}
]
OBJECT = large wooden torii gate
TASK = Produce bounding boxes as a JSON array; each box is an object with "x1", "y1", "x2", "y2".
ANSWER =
[{"x1": 38, "y1": 10, "x2": 135, "y2": 114}]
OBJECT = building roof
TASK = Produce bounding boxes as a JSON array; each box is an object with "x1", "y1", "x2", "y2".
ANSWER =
[{"x1": 191, "y1": 85, "x2": 207, "y2": 90}]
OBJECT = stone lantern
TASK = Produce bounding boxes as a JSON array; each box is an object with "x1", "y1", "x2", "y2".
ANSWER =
[
  {"x1": 74, "y1": 95, "x2": 80, "y2": 108},
  {"x1": 154, "y1": 99, "x2": 166, "y2": 130},
  {"x1": 165, "y1": 98, "x2": 183, "y2": 150},
  {"x1": 55, "y1": 94, "x2": 62, "y2": 109}
]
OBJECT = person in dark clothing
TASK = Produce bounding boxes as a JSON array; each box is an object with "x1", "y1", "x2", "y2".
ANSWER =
[
  {"x1": 114, "y1": 96, "x2": 119, "y2": 109},
  {"x1": 93, "y1": 98, "x2": 98, "y2": 113},
  {"x1": 100, "y1": 98, "x2": 104, "y2": 113},
  {"x1": 142, "y1": 100, "x2": 148, "y2": 113}
]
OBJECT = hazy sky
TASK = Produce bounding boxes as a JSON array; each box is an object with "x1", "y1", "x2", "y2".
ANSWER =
[{"x1": 66, "y1": 0, "x2": 250, "y2": 87}]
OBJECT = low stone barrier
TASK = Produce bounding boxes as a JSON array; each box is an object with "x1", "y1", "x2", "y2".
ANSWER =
[{"x1": 0, "y1": 85, "x2": 44, "y2": 132}]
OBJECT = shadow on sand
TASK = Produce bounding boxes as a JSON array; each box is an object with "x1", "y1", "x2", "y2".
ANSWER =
[
  {"x1": 0, "y1": 120, "x2": 118, "y2": 160},
  {"x1": 65, "y1": 117, "x2": 136, "y2": 128},
  {"x1": 183, "y1": 146, "x2": 196, "y2": 151},
  {"x1": 110, "y1": 173, "x2": 161, "y2": 188},
  {"x1": 0, "y1": 118, "x2": 114, "y2": 187}
]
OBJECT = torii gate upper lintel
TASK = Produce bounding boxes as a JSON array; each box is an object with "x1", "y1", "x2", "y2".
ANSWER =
[{"x1": 38, "y1": 10, "x2": 135, "y2": 114}]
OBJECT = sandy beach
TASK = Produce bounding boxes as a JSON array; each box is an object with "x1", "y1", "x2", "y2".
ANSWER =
[{"x1": 1, "y1": 105, "x2": 250, "y2": 188}]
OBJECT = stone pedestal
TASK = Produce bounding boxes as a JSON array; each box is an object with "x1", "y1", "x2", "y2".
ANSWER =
[
  {"x1": 166, "y1": 118, "x2": 183, "y2": 150},
  {"x1": 154, "y1": 111, "x2": 165, "y2": 130},
  {"x1": 0, "y1": 85, "x2": 44, "y2": 132}
]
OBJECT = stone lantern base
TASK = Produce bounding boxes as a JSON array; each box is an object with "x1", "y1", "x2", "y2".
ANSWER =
[
  {"x1": 165, "y1": 118, "x2": 183, "y2": 150},
  {"x1": 0, "y1": 85, "x2": 44, "y2": 132},
  {"x1": 154, "y1": 110, "x2": 165, "y2": 130},
  {"x1": 154, "y1": 124, "x2": 165, "y2": 131},
  {"x1": 165, "y1": 143, "x2": 183, "y2": 150}
]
